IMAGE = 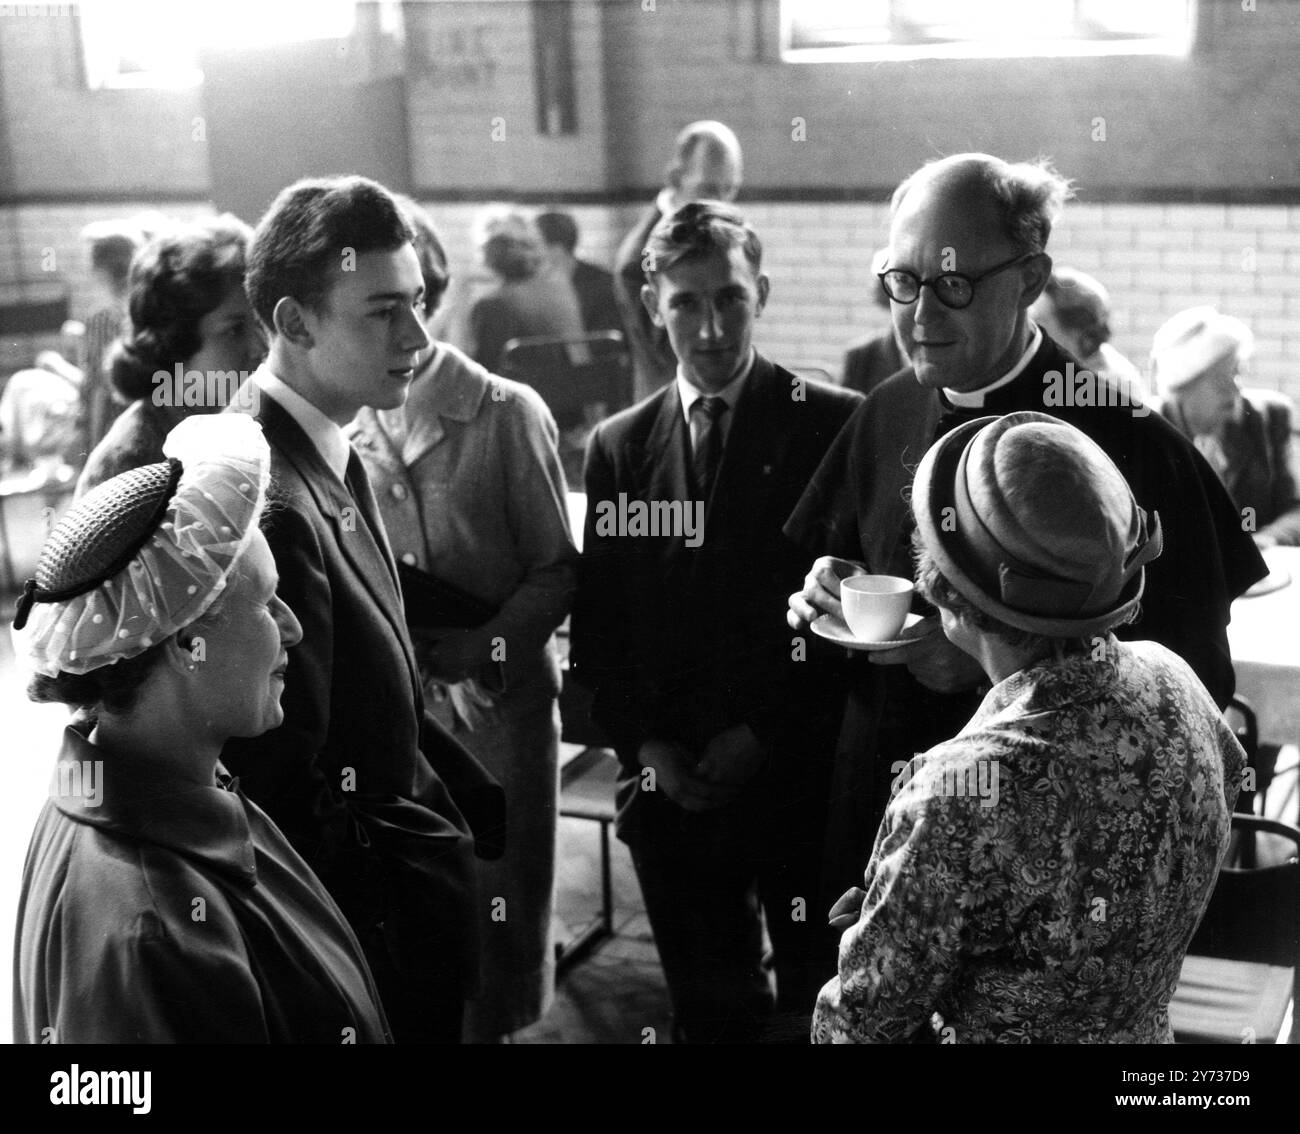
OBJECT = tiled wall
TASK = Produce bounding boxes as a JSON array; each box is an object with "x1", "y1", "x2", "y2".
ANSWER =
[
  {"x1": 2, "y1": 0, "x2": 1298, "y2": 399},
  {"x1": 4, "y1": 197, "x2": 1298, "y2": 404},
  {"x1": 421, "y1": 197, "x2": 1300, "y2": 401}
]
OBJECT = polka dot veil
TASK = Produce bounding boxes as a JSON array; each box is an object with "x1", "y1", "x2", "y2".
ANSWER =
[{"x1": 14, "y1": 414, "x2": 271, "y2": 677}]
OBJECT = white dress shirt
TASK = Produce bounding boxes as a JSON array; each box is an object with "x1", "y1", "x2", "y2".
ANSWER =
[
  {"x1": 675, "y1": 349, "x2": 755, "y2": 453},
  {"x1": 251, "y1": 366, "x2": 351, "y2": 483}
]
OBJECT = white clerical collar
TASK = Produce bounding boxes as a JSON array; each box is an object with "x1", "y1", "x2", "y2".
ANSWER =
[
  {"x1": 252, "y1": 366, "x2": 351, "y2": 483},
  {"x1": 943, "y1": 325, "x2": 1043, "y2": 409},
  {"x1": 676, "y1": 351, "x2": 754, "y2": 426}
]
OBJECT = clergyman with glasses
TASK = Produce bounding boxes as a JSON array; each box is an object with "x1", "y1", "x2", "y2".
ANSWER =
[{"x1": 784, "y1": 153, "x2": 1265, "y2": 902}]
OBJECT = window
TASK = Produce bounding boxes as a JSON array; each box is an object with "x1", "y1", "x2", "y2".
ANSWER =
[
  {"x1": 78, "y1": 0, "x2": 359, "y2": 90},
  {"x1": 781, "y1": 0, "x2": 1196, "y2": 63}
]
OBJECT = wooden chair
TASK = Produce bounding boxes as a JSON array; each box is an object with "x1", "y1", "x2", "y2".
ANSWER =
[{"x1": 1169, "y1": 814, "x2": 1300, "y2": 1043}]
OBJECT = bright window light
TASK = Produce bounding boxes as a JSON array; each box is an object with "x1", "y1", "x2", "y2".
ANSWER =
[
  {"x1": 79, "y1": 0, "x2": 359, "y2": 90},
  {"x1": 782, "y1": 0, "x2": 1196, "y2": 62}
]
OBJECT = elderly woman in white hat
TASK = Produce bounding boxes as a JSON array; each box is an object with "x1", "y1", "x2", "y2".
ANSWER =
[
  {"x1": 11, "y1": 413, "x2": 390, "y2": 1043},
  {"x1": 1152, "y1": 305, "x2": 1300, "y2": 548},
  {"x1": 812, "y1": 412, "x2": 1245, "y2": 1044}
]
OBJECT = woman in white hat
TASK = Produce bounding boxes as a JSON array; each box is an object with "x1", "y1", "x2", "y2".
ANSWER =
[
  {"x1": 12, "y1": 413, "x2": 390, "y2": 1043},
  {"x1": 1152, "y1": 305, "x2": 1300, "y2": 548},
  {"x1": 813, "y1": 412, "x2": 1245, "y2": 1043}
]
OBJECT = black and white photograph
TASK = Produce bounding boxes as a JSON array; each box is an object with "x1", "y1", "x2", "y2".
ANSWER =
[{"x1": 0, "y1": 0, "x2": 1296, "y2": 1109}]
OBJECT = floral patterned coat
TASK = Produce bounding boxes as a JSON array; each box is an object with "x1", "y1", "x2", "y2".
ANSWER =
[{"x1": 812, "y1": 636, "x2": 1244, "y2": 1044}]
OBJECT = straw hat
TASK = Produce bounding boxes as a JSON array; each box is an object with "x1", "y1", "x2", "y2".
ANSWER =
[{"x1": 912, "y1": 411, "x2": 1163, "y2": 637}]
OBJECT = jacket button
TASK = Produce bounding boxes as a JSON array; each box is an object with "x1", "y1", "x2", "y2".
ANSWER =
[
  {"x1": 390, "y1": 483, "x2": 409, "y2": 501},
  {"x1": 400, "y1": 552, "x2": 418, "y2": 566}
]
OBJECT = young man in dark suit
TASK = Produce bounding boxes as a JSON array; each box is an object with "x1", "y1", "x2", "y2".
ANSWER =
[
  {"x1": 572, "y1": 201, "x2": 862, "y2": 1042},
  {"x1": 223, "y1": 176, "x2": 502, "y2": 1043},
  {"x1": 613, "y1": 121, "x2": 743, "y2": 400}
]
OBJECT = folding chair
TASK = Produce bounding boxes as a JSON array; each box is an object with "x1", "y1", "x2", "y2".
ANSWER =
[
  {"x1": 1170, "y1": 814, "x2": 1300, "y2": 1043},
  {"x1": 499, "y1": 331, "x2": 633, "y2": 492}
]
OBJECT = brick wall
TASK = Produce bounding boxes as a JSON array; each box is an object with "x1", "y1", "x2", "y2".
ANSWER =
[
  {"x1": 417, "y1": 198, "x2": 1300, "y2": 402},
  {"x1": 406, "y1": 0, "x2": 609, "y2": 194},
  {"x1": 3, "y1": 1, "x2": 1298, "y2": 400},
  {"x1": 598, "y1": 0, "x2": 1300, "y2": 195},
  {"x1": 0, "y1": 7, "x2": 208, "y2": 197},
  {"x1": 0, "y1": 201, "x2": 214, "y2": 373},
  {"x1": 8, "y1": 197, "x2": 1296, "y2": 404},
  {"x1": 743, "y1": 200, "x2": 1300, "y2": 399}
]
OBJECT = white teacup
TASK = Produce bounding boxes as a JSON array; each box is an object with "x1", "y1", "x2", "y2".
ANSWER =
[{"x1": 840, "y1": 574, "x2": 913, "y2": 641}]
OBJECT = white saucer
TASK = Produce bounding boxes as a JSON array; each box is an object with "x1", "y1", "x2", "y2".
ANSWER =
[
  {"x1": 810, "y1": 611, "x2": 928, "y2": 652},
  {"x1": 1244, "y1": 563, "x2": 1291, "y2": 598}
]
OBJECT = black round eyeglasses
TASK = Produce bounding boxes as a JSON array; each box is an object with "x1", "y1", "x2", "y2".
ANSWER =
[{"x1": 878, "y1": 252, "x2": 1037, "y2": 310}]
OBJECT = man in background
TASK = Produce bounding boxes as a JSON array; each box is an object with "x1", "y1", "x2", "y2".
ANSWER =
[
  {"x1": 537, "y1": 210, "x2": 622, "y2": 336},
  {"x1": 77, "y1": 219, "x2": 147, "y2": 455},
  {"x1": 614, "y1": 120, "x2": 743, "y2": 400},
  {"x1": 841, "y1": 247, "x2": 906, "y2": 397},
  {"x1": 1031, "y1": 266, "x2": 1144, "y2": 398}
]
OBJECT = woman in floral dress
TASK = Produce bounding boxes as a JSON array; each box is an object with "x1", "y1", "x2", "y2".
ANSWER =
[{"x1": 813, "y1": 412, "x2": 1245, "y2": 1043}]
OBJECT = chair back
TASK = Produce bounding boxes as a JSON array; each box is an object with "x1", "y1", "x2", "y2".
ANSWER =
[
  {"x1": 1187, "y1": 814, "x2": 1300, "y2": 970},
  {"x1": 498, "y1": 330, "x2": 633, "y2": 432}
]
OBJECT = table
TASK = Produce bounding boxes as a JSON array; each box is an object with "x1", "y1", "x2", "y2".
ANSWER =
[{"x1": 1228, "y1": 546, "x2": 1300, "y2": 747}]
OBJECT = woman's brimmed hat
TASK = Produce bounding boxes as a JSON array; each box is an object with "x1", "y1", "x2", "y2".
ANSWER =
[
  {"x1": 912, "y1": 411, "x2": 1163, "y2": 638},
  {"x1": 12, "y1": 414, "x2": 270, "y2": 676},
  {"x1": 1151, "y1": 306, "x2": 1253, "y2": 397}
]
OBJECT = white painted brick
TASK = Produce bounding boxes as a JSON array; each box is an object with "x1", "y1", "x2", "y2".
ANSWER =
[
  {"x1": 1164, "y1": 204, "x2": 1229, "y2": 229},
  {"x1": 1228, "y1": 209, "x2": 1291, "y2": 230},
  {"x1": 1103, "y1": 205, "x2": 1164, "y2": 227}
]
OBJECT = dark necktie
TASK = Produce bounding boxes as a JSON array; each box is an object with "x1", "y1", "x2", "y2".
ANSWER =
[
  {"x1": 344, "y1": 446, "x2": 400, "y2": 587},
  {"x1": 690, "y1": 395, "x2": 727, "y2": 504}
]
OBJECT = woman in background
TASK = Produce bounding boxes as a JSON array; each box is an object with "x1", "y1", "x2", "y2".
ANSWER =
[
  {"x1": 1152, "y1": 306, "x2": 1300, "y2": 548},
  {"x1": 13, "y1": 414, "x2": 389, "y2": 1043},
  {"x1": 466, "y1": 210, "x2": 584, "y2": 371},
  {"x1": 349, "y1": 196, "x2": 577, "y2": 1042},
  {"x1": 77, "y1": 217, "x2": 153, "y2": 456},
  {"x1": 77, "y1": 214, "x2": 265, "y2": 495}
]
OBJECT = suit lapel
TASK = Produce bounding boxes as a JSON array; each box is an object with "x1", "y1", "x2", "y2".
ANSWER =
[
  {"x1": 705, "y1": 355, "x2": 786, "y2": 544},
  {"x1": 638, "y1": 385, "x2": 693, "y2": 513},
  {"x1": 257, "y1": 394, "x2": 417, "y2": 678}
]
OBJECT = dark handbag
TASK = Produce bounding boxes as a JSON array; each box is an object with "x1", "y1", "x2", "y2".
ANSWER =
[
  {"x1": 397, "y1": 560, "x2": 499, "y2": 630},
  {"x1": 420, "y1": 713, "x2": 507, "y2": 861}
]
